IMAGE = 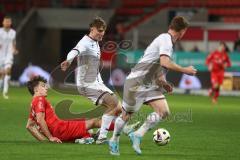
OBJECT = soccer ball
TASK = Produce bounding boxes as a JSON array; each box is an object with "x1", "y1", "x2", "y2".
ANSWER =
[{"x1": 153, "y1": 128, "x2": 170, "y2": 146}]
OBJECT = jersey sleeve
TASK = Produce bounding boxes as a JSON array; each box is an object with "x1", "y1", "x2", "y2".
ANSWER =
[
  {"x1": 206, "y1": 52, "x2": 214, "y2": 66},
  {"x1": 74, "y1": 44, "x2": 87, "y2": 54},
  {"x1": 159, "y1": 35, "x2": 173, "y2": 58},
  {"x1": 33, "y1": 97, "x2": 46, "y2": 113},
  {"x1": 66, "y1": 44, "x2": 87, "y2": 63}
]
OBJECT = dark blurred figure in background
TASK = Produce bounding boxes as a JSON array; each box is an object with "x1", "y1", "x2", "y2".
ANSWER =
[
  {"x1": 233, "y1": 32, "x2": 240, "y2": 52},
  {"x1": 206, "y1": 42, "x2": 231, "y2": 104}
]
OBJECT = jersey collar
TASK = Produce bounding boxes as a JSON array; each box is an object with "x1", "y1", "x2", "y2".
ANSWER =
[{"x1": 86, "y1": 34, "x2": 98, "y2": 42}]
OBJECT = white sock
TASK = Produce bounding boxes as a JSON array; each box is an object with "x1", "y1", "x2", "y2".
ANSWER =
[
  {"x1": 134, "y1": 112, "x2": 161, "y2": 137},
  {"x1": 111, "y1": 116, "x2": 127, "y2": 141},
  {"x1": 3, "y1": 75, "x2": 10, "y2": 95},
  {"x1": 98, "y1": 114, "x2": 116, "y2": 139},
  {"x1": 0, "y1": 78, "x2": 3, "y2": 90}
]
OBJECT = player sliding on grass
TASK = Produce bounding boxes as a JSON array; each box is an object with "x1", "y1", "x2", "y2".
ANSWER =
[
  {"x1": 60, "y1": 17, "x2": 122, "y2": 144},
  {"x1": 109, "y1": 16, "x2": 197, "y2": 155},
  {"x1": 26, "y1": 76, "x2": 139, "y2": 143}
]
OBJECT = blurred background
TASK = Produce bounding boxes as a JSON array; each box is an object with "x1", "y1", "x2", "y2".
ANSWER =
[{"x1": 1, "y1": 0, "x2": 240, "y2": 95}]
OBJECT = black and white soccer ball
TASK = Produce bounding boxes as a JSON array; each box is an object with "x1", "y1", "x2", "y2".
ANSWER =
[{"x1": 153, "y1": 128, "x2": 170, "y2": 146}]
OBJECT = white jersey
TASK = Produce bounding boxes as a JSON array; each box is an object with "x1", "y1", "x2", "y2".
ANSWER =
[
  {"x1": 66, "y1": 35, "x2": 113, "y2": 105},
  {"x1": 68, "y1": 35, "x2": 102, "y2": 85},
  {"x1": 0, "y1": 28, "x2": 16, "y2": 59},
  {"x1": 127, "y1": 33, "x2": 173, "y2": 82},
  {"x1": 122, "y1": 33, "x2": 173, "y2": 112}
]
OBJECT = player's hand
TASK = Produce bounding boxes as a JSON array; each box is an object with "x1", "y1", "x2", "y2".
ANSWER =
[
  {"x1": 184, "y1": 66, "x2": 197, "y2": 75},
  {"x1": 60, "y1": 60, "x2": 70, "y2": 71},
  {"x1": 13, "y1": 49, "x2": 19, "y2": 55},
  {"x1": 208, "y1": 64, "x2": 213, "y2": 71},
  {"x1": 223, "y1": 63, "x2": 228, "y2": 69},
  {"x1": 156, "y1": 79, "x2": 173, "y2": 93},
  {"x1": 49, "y1": 136, "x2": 62, "y2": 143}
]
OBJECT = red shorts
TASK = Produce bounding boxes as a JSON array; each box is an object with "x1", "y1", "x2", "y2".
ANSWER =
[
  {"x1": 211, "y1": 71, "x2": 224, "y2": 85},
  {"x1": 50, "y1": 120, "x2": 90, "y2": 142}
]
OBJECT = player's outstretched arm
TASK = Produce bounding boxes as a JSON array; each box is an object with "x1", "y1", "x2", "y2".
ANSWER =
[
  {"x1": 60, "y1": 60, "x2": 70, "y2": 71},
  {"x1": 26, "y1": 118, "x2": 47, "y2": 141},
  {"x1": 61, "y1": 49, "x2": 79, "y2": 71},
  {"x1": 160, "y1": 55, "x2": 197, "y2": 75},
  {"x1": 12, "y1": 39, "x2": 18, "y2": 55},
  {"x1": 36, "y1": 113, "x2": 62, "y2": 143}
]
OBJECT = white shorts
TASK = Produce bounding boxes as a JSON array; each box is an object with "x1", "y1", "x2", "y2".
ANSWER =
[
  {"x1": 0, "y1": 54, "x2": 13, "y2": 69},
  {"x1": 77, "y1": 82, "x2": 113, "y2": 105},
  {"x1": 122, "y1": 80, "x2": 165, "y2": 113}
]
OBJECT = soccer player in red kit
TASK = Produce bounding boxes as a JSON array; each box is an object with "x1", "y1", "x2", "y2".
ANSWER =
[
  {"x1": 26, "y1": 76, "x2": 102, "y2": 143},
  {"x1": 206, "y1": 42, "x2": 231, "y2": 104},
  {"x1": 26, "y1": 76, "x2": 139, "y2": 143}
]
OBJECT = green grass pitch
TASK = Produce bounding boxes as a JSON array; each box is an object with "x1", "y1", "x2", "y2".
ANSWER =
[{"x1": 0, "y1": 87, "x2": 239, "y2": 160}]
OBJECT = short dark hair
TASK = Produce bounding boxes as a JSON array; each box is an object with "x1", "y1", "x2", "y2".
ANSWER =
[
  {"x1": 27, "y1": 76, "x2": 47, "y2": 96},
  {"x1": 89, "y1": 17, "x2": 107, "y2": 30},
  {"x1": 169, "y1": 16, "x2": 189, "y2": 32},
  {"x1": 3, "y1": 15, "x2": 12, "y2": 20}
]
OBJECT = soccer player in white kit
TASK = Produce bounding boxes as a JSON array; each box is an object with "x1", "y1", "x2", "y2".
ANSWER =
[
  {"x1": 109, "y1": 16, "x2": 197, "y2": 155},
  {"x1": 0, "y1": 16, "x2": 17, "y2": 99},
  {"x1": 61, "y1": 17, "x2": 122, "y2": 144}
]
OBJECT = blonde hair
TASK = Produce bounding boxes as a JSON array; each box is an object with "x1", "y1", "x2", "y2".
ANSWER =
[{"x1": 89, "y1": 17, "x2": 107, "y2": 30}]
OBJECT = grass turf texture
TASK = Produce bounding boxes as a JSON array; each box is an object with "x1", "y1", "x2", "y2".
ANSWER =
[{"x1": 0, "y1": 87, "x2": 239, "y2": 160}]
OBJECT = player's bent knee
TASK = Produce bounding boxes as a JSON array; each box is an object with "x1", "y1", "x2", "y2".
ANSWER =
[
  {"x1": 102, "y1": 93, "x2": 119, "y2": 109},
  {"x1": 160, "y1": 110, "x2": 170, "y2": 119}
]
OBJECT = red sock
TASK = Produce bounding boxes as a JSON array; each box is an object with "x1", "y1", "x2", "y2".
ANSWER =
[
  {"x1": 213, "y1": 88, "x2": 220, "y2": 100},
  {"x1": 108, "y1": 121, "x2": 115, "y2": 131}
]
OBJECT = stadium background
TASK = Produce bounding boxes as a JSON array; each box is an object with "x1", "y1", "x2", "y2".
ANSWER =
[
  {"x1": 0, "y1": 1, "x2": 240, "y2": 160},
  {"x1": 1, "y1": 0, "x2": 240, "y2": 91}
]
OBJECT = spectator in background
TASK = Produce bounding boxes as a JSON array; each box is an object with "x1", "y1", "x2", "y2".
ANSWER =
[
  {"x1": 115, "y1": 23, "x2": 124, "y2": 42},
  {"x1": 108, "y1": 68, "x2": 126, "y2": 87},
  {"x1": 174, "y1": 41, "x2": 184, "y2": 51},
  {"x1": 206, "y1": 42, "x2": 231, "y2": 104},
  {"x1": 179, "y1": 74, "x2": 202, "y2": 94},
  {"x1": 233, "y1": 32, "x2": 240, "y2": 52},
  {"x1": 191, "y1": 45, "x2": 200, "y2": 52},
  {"x1": 18, "y1": 63, "x2": 50, "y2": 85}
]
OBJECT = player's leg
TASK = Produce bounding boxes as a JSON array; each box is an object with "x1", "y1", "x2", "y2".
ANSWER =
[
  {"x1": 109, "y1": 100, "x2": 142, "y2": 155},
  {"x1": 109, "y1": 109, "x2": 132, "y2": 155},
  {"x1": 210, "y1": 72, "x2": 219, "y2": 103},
  {"x1": 109, "y1": 79, "x2": 143, "y2": 155},
  {"x1": 0, "y1": 67, "x2": 4, "y2": 91},
  {"x1": 56, "y1": 120, "x2": 93, "y2": 142},
  {"x1": 80, "y1": 82, "x2": 122, "y2": 143},
  {"x1": 212, "y1": 83, "x2": 219, "y2": 103},
  {"x1": 213, "y1": 72, "x2": 224, "y2": 103},
  {"x1": 129, "y1": 98, "x2": 170, "y2": 155},
  {"x1": 134, "y1": 98, "x2": 169, "y2": 137},
  {"x1": 3, "y1": 54, "x2": 13, "y2": 99},
  {"x1": 3, "y1": 65, "x2": 12, "y2": 99},
  {"x1": 96, "y1": 93, "x2": 122, "y2": 144},
  {"x1": 85, "y1": 118, "x2": 101, "y2": 130}
]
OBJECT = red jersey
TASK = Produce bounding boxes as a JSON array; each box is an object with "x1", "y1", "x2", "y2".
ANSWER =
[
  {"x1": 206, "y1": 50, "x2": 231, "y2": 72},
  {"x1": 28, "y1": 96, "x2": 90, "y2": 141},
  {"x1": 29, "y1": 96, "x2": 62, "y2": 129}
]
